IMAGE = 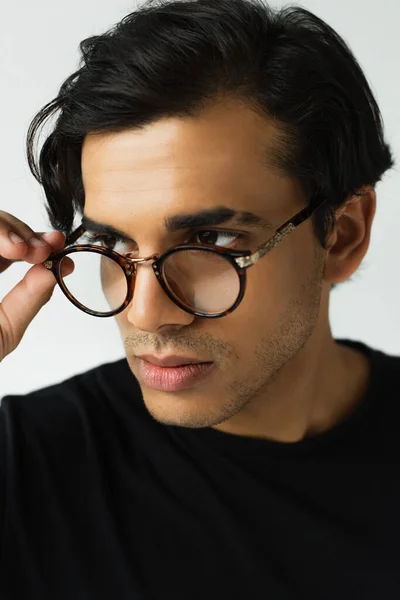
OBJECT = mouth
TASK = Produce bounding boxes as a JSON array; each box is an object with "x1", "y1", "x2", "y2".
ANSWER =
[
  {"x1": 135, "y1": 354, "x2": 213, "y2": 368},
  {"x1": 135, "y1": 357, "x2": 215, "y2": 392}
]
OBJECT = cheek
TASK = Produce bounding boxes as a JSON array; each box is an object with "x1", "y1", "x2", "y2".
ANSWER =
[
  {"x1": 114, "y1": 312, "x2": 129, "y2": 335},
  {"x1": 222, "y1": 238, "x2": 313, "y2": 335},
  {"x1": 253, "y1": 227, "x2": 317, "y2": 301}
]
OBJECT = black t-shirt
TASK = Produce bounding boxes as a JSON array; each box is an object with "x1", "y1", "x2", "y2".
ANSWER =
[{"x1": 0, "y1": 338, "x2": 399, "y2": 599}]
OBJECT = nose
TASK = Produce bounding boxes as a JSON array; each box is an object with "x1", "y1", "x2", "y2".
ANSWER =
[{"x1": 125, "y1": 259, "x2": 194, "y2": 333}]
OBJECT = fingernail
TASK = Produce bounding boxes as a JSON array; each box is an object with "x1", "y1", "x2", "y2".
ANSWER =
[
  {"x1": 41, "y1": 231, "x2": 65, "y2": 242},
  {"x1": 29, "y1": 237, "x2": 47, "y2": 248},
  {"x1": 9, "y1": 232, "x2": 25, "y2": 244},
  {"x1": 41, "y1": 232, "x2": 56, "y2": 242}
]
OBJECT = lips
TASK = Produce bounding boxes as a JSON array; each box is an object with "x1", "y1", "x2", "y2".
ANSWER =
[
  {"x1": 137, "y1": 358, "x2": 215, "y2": 392},
  {"x1": 136, "y1": 354, "x2": 212, "y2": 368}
]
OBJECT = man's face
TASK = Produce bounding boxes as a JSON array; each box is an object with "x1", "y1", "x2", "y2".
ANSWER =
[{"x1": 82, "y1": 99, "x2": 327, "y2": 429}]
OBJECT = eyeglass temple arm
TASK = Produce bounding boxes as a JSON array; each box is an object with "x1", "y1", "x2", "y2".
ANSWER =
[
  {"x1": 235, "y1": 197, "x2": 328, "y2": 269},
  {"x1": 64, "y1": 225, "x2": 86, "y2": 248},
  {"x1": 44, "y1": 225, "x2": 86, "y2": 269}
]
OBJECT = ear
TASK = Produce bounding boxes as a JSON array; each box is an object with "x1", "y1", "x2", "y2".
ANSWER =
[{"x1": 323, "y1": 186, "x2": 376, "y2": 285}]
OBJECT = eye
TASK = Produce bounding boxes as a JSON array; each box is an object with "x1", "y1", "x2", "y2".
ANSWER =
[
  {"x1": 85, "y1": 233, "x2": 128, "y2": 253},
  {"x1": 188, "y1": 229, "x2": 246, "y2": 248},
  {"x1": 85, "y1": 229, "x2": 247, "y2": 253}
]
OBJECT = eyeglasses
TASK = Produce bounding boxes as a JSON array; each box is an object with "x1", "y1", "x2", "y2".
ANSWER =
[{"x1": 43, "y1": 196, "x2": 327, "y2": 318}]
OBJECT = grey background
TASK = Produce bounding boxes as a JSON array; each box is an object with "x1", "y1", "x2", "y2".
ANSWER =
[{"x1": 1, "y1": 0, "x2": 399, "y2": 397}]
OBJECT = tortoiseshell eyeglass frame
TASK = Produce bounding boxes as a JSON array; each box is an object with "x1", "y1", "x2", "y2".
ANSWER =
[{"x1": 43, "y1": 196, "x2": 328, "y2": 319}]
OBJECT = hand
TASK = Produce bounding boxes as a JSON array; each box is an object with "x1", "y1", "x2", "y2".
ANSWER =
[{"x1": 0, "y1": 210, "x2": 69, "y2": 363}]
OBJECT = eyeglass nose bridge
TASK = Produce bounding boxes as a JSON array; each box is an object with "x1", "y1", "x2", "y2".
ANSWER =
[{"x1": 124, "y1": 252, "x2": 161, "y2": 276}]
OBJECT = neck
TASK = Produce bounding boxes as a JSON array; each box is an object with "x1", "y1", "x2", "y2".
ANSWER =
[{"x1": 212, "y1": 334, "x2": 371, "y2": 443}]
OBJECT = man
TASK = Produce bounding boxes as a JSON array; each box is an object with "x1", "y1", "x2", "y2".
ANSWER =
[{"x1": 0, "y1": 0, "x2": 398, "y2": 598}]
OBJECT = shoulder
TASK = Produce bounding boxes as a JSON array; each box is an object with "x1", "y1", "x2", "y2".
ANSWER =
[
  {"x1": 1, "y1": 356, "x2": 135, "y2": 411},
  {"x1": 0, "y1": 357, "x2": 143, "y2": 556},
  {"x1": 337, "y1": 338, "x2": 399, "y2": 398},
  {"x1": 367, "y1": 343, "x2": 400, "y2": 398},
  {"x1": 0, "y1": 357, "x2": 141, "y2": 455},
  {"x1": 354, "y1": 341, "x2": 400, "y2": 449},
  {"x1": 371, "y1": 344, "x2": 400, "y2": 417}
]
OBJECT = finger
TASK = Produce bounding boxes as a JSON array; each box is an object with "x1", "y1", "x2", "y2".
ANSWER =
[
  {"x1": 0, "y1": 228, "x2": 66, "y2": 266},
  {"x1": 0, "y1": 264, "x2": 59, "y2": 344},
  {"x1": 21, "y1": 231, "x2": 67, "y2": 265},
  {"x1": 0, "y1": 211, "x2": 42, "y2": 258}
]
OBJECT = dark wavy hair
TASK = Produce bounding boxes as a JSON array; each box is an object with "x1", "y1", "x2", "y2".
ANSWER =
[{"x1": 26, "y1": 0, "x2": 394, "y2": 290}]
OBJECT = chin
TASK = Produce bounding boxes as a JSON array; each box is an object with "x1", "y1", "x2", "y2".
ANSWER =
[{"x1": 141, "y1": 389, "x2": 226, "y2": 429}]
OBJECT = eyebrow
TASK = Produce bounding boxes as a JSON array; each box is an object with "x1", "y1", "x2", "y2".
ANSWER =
[{"x1": 81, "y1": 205, "x2": 274, "y2": 241}]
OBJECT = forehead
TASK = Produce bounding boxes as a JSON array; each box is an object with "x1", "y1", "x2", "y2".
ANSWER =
[{"x1": 81, "y1": 101, "x2": 305, "y2": 228}]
